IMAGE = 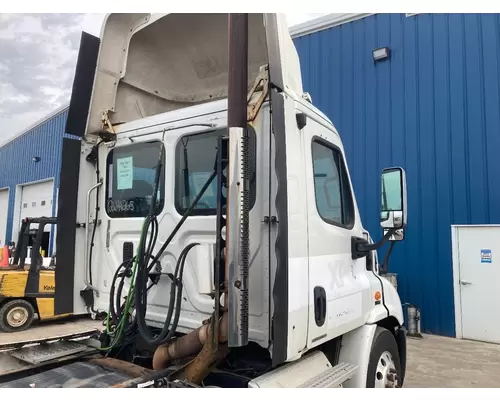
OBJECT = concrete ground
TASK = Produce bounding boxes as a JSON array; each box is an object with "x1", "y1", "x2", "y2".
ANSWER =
[
  {"x1": 405, "y1": 334, "x2": 500, "y2": 388},
  {"x1": 0, "y1": 315, "x2": 104, "y2": 347}
]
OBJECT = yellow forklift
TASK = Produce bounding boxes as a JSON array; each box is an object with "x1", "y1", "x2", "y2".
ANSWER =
[{"x1": 0, "y1": 217, "x2": 69, "y2": 332}]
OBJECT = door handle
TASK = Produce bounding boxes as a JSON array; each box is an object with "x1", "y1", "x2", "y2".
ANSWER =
[
  {"x1": 460, "y1": 280, "x2": 472, "y2": 286},
  {"x1": 313, "y1": 286, "x2": 326, "y2": 327}
]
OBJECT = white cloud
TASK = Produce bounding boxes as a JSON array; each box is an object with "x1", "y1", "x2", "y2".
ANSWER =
[
  {"x1": 0, "y1": 13, "x2": 84, "y2": 144},
  {"x1": 0, "y1": 82, "x2": 16, "y2": 97},
  {"x1": 0, "y1": 13, "x2": 327, "y2": 146}
]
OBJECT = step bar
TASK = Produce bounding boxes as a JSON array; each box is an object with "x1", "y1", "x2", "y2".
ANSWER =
[
  {"x1": 248, "y1": 350, "x2": 358, "y2": 388},
  {"x1": 299, "y1": 362, "x2": 358, "y2": 388}
]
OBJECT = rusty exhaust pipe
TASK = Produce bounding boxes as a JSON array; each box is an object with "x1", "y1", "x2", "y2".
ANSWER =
[{"x1": 152, "y1": 312, "x2": 229, "y2": 370}]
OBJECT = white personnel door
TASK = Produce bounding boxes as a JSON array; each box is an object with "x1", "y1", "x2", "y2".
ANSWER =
[
  {"x1": 0, "y1": 189, "x2": 9, "y2": 247},
  {"x1": 456, "y1": 225, "x2": 500, "y2": 344}
]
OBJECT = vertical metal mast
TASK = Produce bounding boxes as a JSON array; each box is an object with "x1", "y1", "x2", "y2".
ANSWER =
[{"x1": 227, "y1": 13, "x2": 250, "y2": 348}]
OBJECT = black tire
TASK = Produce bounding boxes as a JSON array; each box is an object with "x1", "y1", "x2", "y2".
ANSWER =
[
  {"x1": 366, "y1": 327, "x2": 402, "y2": 388},
  {"x1": 0, "y1": 299, "x2": 35, "y2": 333}
]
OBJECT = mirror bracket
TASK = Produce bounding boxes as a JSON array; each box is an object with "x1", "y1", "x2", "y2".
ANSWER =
[{"x1": 351, "y1": 228, "x2": 398, "y2": 260}]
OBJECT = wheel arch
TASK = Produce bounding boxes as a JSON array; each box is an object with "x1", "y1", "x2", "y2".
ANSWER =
[
  {"x1": 337, "y1": 324, "x2": 377, "y2": 388},
  {"x1": 377, "y1": 315, "x2": 401, "y2": 334},
  {"x1": 337, "y1": 320, "x2": 406, "y2": 388}
]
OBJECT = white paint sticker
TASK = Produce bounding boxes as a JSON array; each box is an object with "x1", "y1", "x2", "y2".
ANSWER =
[
  {"x1": 481, "y1": 249, "x2": 492, "y2": 263},
  {"x1": 117, "y1": 156, "x2": 133, "y2": 190}
]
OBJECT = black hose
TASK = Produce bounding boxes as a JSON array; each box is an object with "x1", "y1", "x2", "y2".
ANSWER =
[
  {"x1": 124, "y1": 138, "x2": 219, "y2": 347},
  {"x1": 116, "y1": 277, "x2": 126, "y2": 321},
  {"x1": 150, "y1": 169, "x2": 217, "y2": 267},
  {"x1": 133, "y1": 170, "x2": 217, "y2": 346},
  {"x1": 135, "y1": 239, "x2": 199, "y2": 345},
  {"x1": 107, "y1": 243, "x2": 198, "y2": 358},
  {"x1": 162, "y1": 242, "x2": 199, "y2": 344},
  {"x1": 88, "y1": 140, "x2": 103, "y2": 287},
  {"x1": 109, "y1": 259, "x2": 133, "y2": 324},
  {"x1": 109, "y1": 253, "x2": 159, "y2": 329}
]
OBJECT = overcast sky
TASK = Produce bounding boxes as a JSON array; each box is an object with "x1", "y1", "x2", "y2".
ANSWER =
[{"x1": 0, "y1": 13, "x2": 327, "y2": 145}]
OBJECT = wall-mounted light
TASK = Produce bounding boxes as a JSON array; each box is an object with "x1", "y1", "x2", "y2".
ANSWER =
[
  {"x1": 373, "y1": 47, "x2": 390, "y2": 62},
  {"x1": 32, "y1": 156, "x2": 41, "y2": 163}
]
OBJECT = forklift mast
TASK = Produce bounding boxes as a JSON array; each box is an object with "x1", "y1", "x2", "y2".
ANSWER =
[{"x1": 12, "y1": 217, "x2": 57, "y2": 294}]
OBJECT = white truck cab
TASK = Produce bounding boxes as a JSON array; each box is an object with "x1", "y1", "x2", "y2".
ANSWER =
[{"x1": 0, "y1": 13, "x2": 408, "y2": 389}]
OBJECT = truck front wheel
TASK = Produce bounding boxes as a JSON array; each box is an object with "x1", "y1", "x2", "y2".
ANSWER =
[{"x1": 366, "y1": 327, "x2": 402, "y2": 388}]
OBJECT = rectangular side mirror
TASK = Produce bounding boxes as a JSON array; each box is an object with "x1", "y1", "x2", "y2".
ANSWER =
[{"x1": 380, "y1": 167, "x2": 407, "y2": 238}]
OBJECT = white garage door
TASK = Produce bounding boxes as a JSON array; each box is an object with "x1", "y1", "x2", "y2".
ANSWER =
[
  {"x1": 20, "y1": 180, "x2": 54, "y2": 232},
  {"x1": 0, "y1": 189, "x2": 9, "y2": 247}
]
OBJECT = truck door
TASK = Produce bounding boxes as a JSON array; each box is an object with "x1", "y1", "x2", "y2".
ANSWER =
[{"x1": 302, "y1": 115, "x2": 371, "y2": 348}]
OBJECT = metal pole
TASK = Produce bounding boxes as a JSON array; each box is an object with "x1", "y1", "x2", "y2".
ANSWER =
[
  {"x1": 226, "y1": 13, "x2": 250, "y2": 348},
  {"x1": 228, "y1": 14, "x2": 248, "y2": 128}
]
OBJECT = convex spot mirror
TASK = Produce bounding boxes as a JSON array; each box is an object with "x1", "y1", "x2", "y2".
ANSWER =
[{"x1": 380, "y1": 167, "x2": 407, "y2": 237}]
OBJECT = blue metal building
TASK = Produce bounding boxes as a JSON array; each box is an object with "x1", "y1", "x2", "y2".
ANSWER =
[
  {"x1": 0, "y1": 106, "x2": 69, "y2": 256},
  {"x1": 292, "y1": 13, "x2": 500, "y2": 337}
]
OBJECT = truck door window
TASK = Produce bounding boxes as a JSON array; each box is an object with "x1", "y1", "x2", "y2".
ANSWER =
[
  {"x1": 175, "y1": 129, "x2": 256, "y2": 216},
  {"x1": 311, "y1": 139, "x2": 354, "y2": 229},
  {"x1": 105, "y1": 141, "x2": 165, "y2": 218}
]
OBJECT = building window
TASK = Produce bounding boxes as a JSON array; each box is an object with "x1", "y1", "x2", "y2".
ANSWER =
[
  {"x1": 32, "y1": 201, "x2": 36, "y2": 207},
  {"x1": 311, "y1": 139, "x2": 354, "y2": 228},
  {"x1": 174, "y1": 129, "x2": 257, "y2": 216},
  {"x1": 41, "y1": 200, "x2": 46, "y2": 206},
  {"x1": 105, "y1": 141, "x2": 165, "y2": 218},
  {"x1": 23, "y1": 203, "x2": 27, "y2": 209}
]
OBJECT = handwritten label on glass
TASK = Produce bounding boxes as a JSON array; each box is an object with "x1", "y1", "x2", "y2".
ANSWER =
[{"x1": 117, "y1": 157, "x2": 133, "y2": 190}]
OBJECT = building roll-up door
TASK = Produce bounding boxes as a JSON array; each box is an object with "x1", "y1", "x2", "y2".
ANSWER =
[{"x1": 19, "y1": 180, "x2": 54, "y2": 257}]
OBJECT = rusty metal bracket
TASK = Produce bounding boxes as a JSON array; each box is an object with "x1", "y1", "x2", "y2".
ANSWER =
[
  {"x1": 100, "y1": 110, "x2": 116, "y2": 135},
  {"x1": 247, "y1": 65, "x2": 269, "y2": 122}
]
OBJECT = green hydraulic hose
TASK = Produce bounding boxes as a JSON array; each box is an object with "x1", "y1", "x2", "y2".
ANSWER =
[{"x1": 97, "y1": 218, "x2": 148, "y2": 352}]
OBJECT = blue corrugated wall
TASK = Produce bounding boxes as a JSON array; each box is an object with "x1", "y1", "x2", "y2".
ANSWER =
[
  {"x1": 0, "y1": 109, "x2": 68, "y2": 254},
  {"x1": 294, "y1": 13, "x2": 500, "y2": 336}
]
